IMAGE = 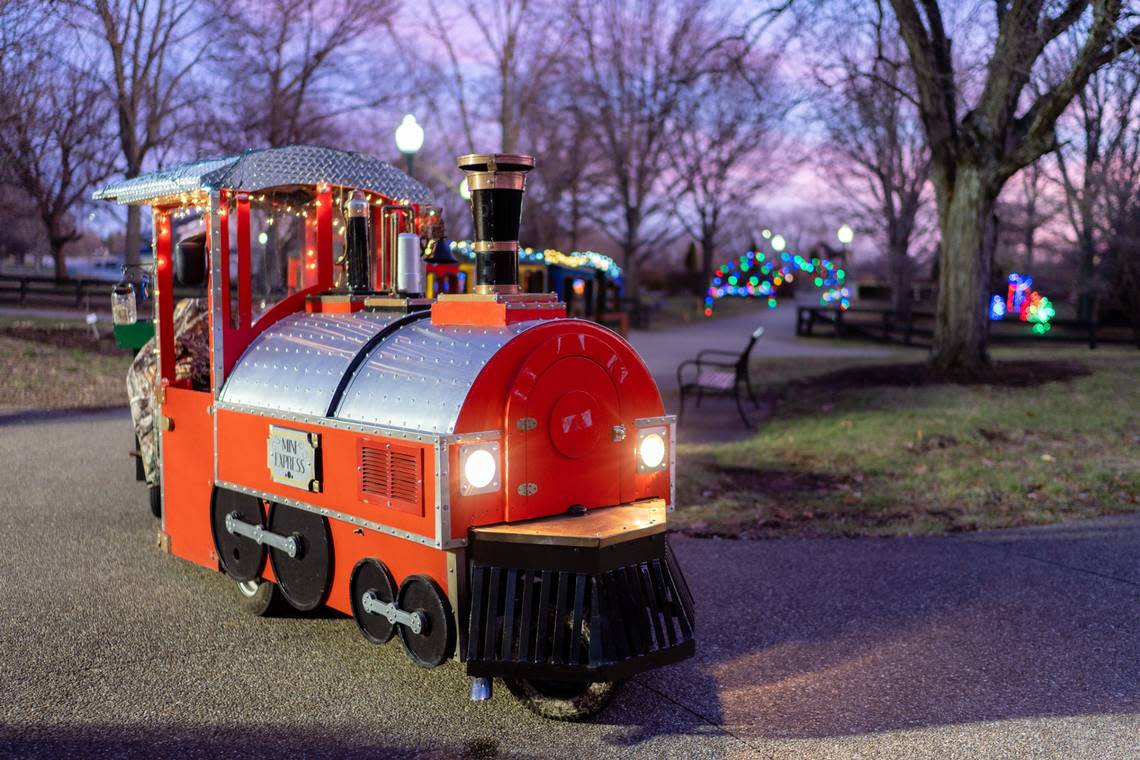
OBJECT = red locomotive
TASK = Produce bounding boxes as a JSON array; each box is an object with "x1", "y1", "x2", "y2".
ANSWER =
[{"x1": 96, "y1": 146, "x2": 693, "y2": 720}]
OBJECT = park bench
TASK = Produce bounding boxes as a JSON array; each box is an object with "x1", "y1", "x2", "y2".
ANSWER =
[{"x1": 676, "y1": 325, "x2": 765, "y2": 428}]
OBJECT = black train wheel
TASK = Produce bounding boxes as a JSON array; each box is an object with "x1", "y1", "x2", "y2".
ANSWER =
[
  {"x1": 235, "y1": 578, "x2": 287, "y2": 617},
  {"x1": 267, "y1": 503, "x2": 331, "y2": 611},
  {"x1": 350, "y1": 558, "x2": 398, "y2": 645},
  {"x1": 210, "y1": 488, "x2": 265, "y2": 582},
  {"x1": 504, "y1": 679, "x2": 622, "y2": 721},
  {"x1": 396, "y1": 575, "x2": 456, "y2": 668}
]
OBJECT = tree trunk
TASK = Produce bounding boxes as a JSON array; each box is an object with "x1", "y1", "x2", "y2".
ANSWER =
[
  {"x1": 1024, "y1": 221, "x2": 1035, "y2": 271},
  {"x1": 125, "y1": 204, "x2": 141, "y2": 266},
  {"x1": 931, "y1": 166, "x2": 996, "y2": 375},
  {"x1": 698, "y1": 239, "x2": 716, "y2": 298},
  {"x1": 51, "y1": 240, "x2": 67, "y2": 282},
  {"x1": 887, "y1": 235, "x2": 912, "y2": 318},
  {"x1": 1076, "y1": 228, "x2": 1096, "y2": 323}
]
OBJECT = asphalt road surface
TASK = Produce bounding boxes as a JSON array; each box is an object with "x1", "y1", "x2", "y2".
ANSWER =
[{"x1": 1, "y1": 409, "x2": 1138, "y2": 759}]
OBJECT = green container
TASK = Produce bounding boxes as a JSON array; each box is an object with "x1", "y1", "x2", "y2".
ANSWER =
[{"x1": 113, "y1": 320, "x2": 155, "y2": 350}]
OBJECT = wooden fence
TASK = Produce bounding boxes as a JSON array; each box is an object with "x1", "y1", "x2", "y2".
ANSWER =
[
  {"x1": 797, "y1": 306, "x2": 1140, "y2": 349},
  {"x1": 0, "y1": 274, "x2": 202, "y2": 312}
]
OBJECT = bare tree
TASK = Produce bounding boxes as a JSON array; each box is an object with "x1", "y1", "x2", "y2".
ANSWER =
[
  {"x1": 814, "y1": 4, "x2": 930, "y2": 317},
  {"x1": 670, "y1": 46, "x2": 794, "y2": 295},
  {"x1": 207, "y1": 0, "x2": 401, "y2": 150},
  {"x1": 1013, "y1": 157, "x2": 1062, "y2": 271},
  {"x1": 885, "y1": 0, "x2": 1139, "y2": 374},
  {"x1": 570, "y1": 0, "x2": 744, "y2": 295},
  {"x1": 0, "y1": 19, "x2": 114, "y2": 280},
  {"x1": 1054, "y1": 55, "x2": 1140, "y2": 321},
  {"x1": 67, "y1": 0, "x2": 207, "y2": 266},
  {"x1": 520, "y1": 97, "x2": 601, "y2": 252},
  {"x1": 421, "y1": 0, "x2": 566, "y2": 156}
]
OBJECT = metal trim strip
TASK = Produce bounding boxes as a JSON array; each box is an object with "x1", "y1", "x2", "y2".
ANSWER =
[
  {"x1": 633, "y1": 415, "x2": 677, "y2": 427},
  {"x1": 668, "y1": 420, "x2": 677, "y2": 511},
  {"x1": 214, "y1": 400, "x2": 445, "y2": 443}
]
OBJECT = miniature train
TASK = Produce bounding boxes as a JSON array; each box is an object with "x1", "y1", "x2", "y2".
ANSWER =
[{"x1": 96, "y1": 146, "x2": 693, "y2": 720}]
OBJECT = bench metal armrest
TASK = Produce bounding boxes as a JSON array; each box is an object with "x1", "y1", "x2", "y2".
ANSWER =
[
  {"x1": 676, "y1": 359, "x2": 702, "y2": 388},
  {"x1": 695, "y1": 349, "x2": 741, "y2": 363}
]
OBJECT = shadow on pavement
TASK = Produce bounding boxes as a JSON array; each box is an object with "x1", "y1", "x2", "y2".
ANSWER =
[{"x1": 648, "y1": 524, "x2": 1140, "y2": 742}]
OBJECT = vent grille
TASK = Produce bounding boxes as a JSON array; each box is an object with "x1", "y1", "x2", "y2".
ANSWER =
[{"x1": 358, "y1": 440, "x2": 424, "y2": 516}]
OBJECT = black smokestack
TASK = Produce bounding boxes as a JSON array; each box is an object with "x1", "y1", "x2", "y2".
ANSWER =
[
  {"x1": 457, "y1": 153, "x2": 535, "y2": 294},
  {"x1": 345, "y1": 190, "x2": 371, "y2": 293}
]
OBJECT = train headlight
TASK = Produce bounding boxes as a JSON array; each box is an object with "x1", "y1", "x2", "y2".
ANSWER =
[
  {"x1": 637, "y1": 428, "x2": 668, "y2": 472},
  {"x1": 460, "y1": 442, "x2": 500, "y2": 495}
]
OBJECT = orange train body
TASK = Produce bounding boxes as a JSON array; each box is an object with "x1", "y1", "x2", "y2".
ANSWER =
[{"x1": 97, "y1": 146, "x2": 693, "y2": 718}]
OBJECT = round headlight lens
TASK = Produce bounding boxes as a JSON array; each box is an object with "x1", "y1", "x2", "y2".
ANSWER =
[
  {"x1": 463, "y1": 448, "x2": 497, "y2": 489},
  {"x1": 639, "y1": 432, "x2": 666, "y2": 469}
]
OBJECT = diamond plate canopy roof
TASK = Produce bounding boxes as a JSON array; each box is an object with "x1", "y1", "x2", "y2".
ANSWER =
[{"x1": 92, "y1": 145, "x2": 433, "y2": 206}]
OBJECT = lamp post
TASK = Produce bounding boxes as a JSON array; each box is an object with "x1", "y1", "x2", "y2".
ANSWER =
[
  {"x1": 837, "y1": 224, "x2": 854, "y2": 265},
  {"x1": 837, "y1": 224, "x2": 854, "y2": 246},
  {"x1": 394, "y1": 114, "x2": 424, "y2": 178}
]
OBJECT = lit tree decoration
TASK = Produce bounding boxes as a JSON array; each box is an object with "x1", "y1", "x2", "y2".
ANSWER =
[
  {"x1": 703, "y1": 247, "x2": 848, "y2": 316},
  {"x1": 990, "y1": 273, "x2": 1056, "y2": 334}
]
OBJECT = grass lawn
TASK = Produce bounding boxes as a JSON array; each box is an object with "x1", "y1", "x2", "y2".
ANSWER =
[
  {"x1": 673, "y1": 346, "x2": 1140, "y2": 538},
  {"x1": 0, "y1": 317, "x2": 132, "y2": 414}
]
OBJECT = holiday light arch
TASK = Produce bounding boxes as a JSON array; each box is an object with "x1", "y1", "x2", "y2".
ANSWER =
[{"x1": 704, "y1": 249, "x2": 849, "y2": 316}]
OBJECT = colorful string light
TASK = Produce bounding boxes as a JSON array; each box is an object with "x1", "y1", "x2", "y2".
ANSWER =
[
  {"x1": 990, "y1": 273, "x2": 1055, "y2": 334},
  {"x1": 448, "y1": 240, "x2": 622, "y2": 278},
  {"x1": 704, "y1": 248, "x2": 848, "y2": 316}
]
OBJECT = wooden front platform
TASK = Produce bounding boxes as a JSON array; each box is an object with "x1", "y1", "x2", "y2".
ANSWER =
[{"x1": 471, "y1": 499, "x2": 666, "y2": 548}]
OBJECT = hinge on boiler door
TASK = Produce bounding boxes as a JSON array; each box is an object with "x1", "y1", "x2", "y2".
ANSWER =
[
  {"x1": 517, "y1": 483, "x2": 538, "y2": 496},
  {"x1": 516, "y1": 417, "x2": 537, "y2": 431}
]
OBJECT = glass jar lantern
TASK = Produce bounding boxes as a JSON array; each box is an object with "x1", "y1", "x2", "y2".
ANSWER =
[
  {"x1": 111, "y1": 265, "x2": 151, "y2": 326},
  {"x1": 111, "y1": 280, "x2": 137, "y2": 325}
]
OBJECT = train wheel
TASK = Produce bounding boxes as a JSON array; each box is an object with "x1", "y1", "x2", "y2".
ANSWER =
[
  {"x1": 210, "y1": 489, "x2": 266, "y2": 582},
  {"x1": 235, "y1": 578, "x2": 286, "y2": 617},
  {"x1": 396, "y1": 575, "x2": 456, "y2": 668},
  {"x1": 267, "y1": 503, "x2": 331, "y2": 612},
  {"x1": 350, "y1": 558, "x2": 398, "y2": 645},
  {"x1": 148, "y1": 484, "x2": 161, "y2": 519},
  {"x1": 503, "y1": 678, "x2": 622, "y2": 721}
]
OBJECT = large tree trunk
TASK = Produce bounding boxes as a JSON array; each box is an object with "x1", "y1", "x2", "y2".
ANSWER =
[{"x1": 932, "y1": 166, "x2": 996, "y2": 375}]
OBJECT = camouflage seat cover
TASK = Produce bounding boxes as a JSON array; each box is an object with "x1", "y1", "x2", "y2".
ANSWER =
[{"x1": 127, "y1": 298, "x2": 210, "y2": 485}]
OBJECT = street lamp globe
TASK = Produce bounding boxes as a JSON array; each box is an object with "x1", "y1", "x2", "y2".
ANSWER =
[
  {"x1": 395, "y1": 114, "x2": 424, "y2": 155},
  {"x1": 837, "y1": 224, "x2": 855, "y2": 246}
]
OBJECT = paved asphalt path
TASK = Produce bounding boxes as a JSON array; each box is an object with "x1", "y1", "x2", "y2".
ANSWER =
[
  {"x1": 626, "y1": 303, "x2": 902, "y2": 442},
  {"x1": 626, "y1": 302, "x2": 898, "y2": 396},
  {"x1": 1, "y1": 410, "x2": 1138, "y2": 759}
]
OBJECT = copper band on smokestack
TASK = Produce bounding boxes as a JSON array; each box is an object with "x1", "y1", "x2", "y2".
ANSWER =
[{"x1": 457, "y1": 153, "x2": 535, "y2": 294}]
